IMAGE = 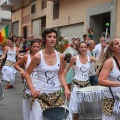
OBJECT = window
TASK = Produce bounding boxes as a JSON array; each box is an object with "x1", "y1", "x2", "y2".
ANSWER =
[
  {"x1": 53, "y1": 2, "x2": 60, "y2": 20},
  {"x1": 41, "y1": 16, "x2": 46, "y2": 34},
  {"x1": 41, "y1": 0, "x2": 47, "y2": 9},
  {"x1": 31, "y1": 4, "x2": 36, "y2": 14}
]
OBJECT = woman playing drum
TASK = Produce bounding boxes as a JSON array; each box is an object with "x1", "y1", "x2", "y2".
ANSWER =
[
  {"x1": 0, "y1": 37, "x2": 20, "y2": 88},
  {"x1": 98, "y1": 37, "x2": 120, "y2": 120},
  {"x1": 25, "y1": 28, "x2": 70, "y2": 120},
  {"x1": 64, "y1": 41, "x2": 95, "y2": 120},
  {"x1": 14, "y1": 39, "x2": 42, "y2": 120}
]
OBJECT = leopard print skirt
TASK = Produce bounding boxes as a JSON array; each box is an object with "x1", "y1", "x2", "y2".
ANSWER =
[
  {"x1": 32, "y1": 91, "x2": 65, "y2": 111},
  {"x1": 72, "y1": 79, "x2": 91, "y2": 88},
  {"x1": 4, "y1": 60, "x2": 15, "y2": 67},
  {"x1": 103, "y1": 97, "x2": 114, "y2": 116}
]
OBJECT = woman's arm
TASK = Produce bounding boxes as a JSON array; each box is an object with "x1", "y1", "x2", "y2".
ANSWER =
[
  {"x1": 25, "y1": 53, "x2": 40, "y2": 97},
  {"x1": 14, "y1": 55, "x2": 27, "y2": 77},
  {"x1": 99, "y1": 58, "x2": 120, "y2": 87},
  {"x1": 0, "y1": 46, "x2": 7, "y2": 60},
  {"x1": 90, "y1": 56, "x2": 96, "y2": 63},
  {"x1": 58, "y1": 53, "x2": 70, "y2": 97},
  {"x1": 64, "y1": 56, "x2": 76, "y2": 76}
]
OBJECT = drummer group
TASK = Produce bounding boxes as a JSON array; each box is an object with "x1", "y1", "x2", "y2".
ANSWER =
[{"x1": 0, "y1": 28, "x2": 120, "y2": 120}]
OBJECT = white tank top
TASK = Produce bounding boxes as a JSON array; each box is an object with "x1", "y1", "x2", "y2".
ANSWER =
[
  {"x1": 6, "y1": 47, "x2": 16, "y2": 62},
  {"x1": 25, "y1": 54, "x2": 39, "y2": 87},
  {"x1": 74, "y1": 55, "x2": 91, "y2": 81},
  {"x1": 35, "y1": 50, "x2": 60, "y2": 93},
  {"x1": 104, "y1": 58, "x2": 120, "y2": 98},
  {"x1": 0, "y1": 45, "x2": 3, "y2": 55}
]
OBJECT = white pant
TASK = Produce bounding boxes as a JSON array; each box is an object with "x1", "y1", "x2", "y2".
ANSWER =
[
  {"x1": 30, "y1": 100, "x2": 43, "y2": 120},
  {"x1": 22, "y1": 98, "x2": 31, "y2": 120},
  {"x1": 30, "y1": 99, "x2": 73, "y2": 120},
  {"x1": 102, "y1": 113, "x2": 120, "y2": 120},
  {"x1": 69, "y1": 85, "x2": 80, "y2": 114}
]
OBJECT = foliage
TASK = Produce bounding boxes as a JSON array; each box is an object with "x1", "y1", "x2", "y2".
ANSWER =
[{"x1": 55, "y1": 28, "x2": 69, "y2": 53}]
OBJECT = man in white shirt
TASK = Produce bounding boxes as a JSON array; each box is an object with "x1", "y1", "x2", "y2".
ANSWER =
[
  {"x1": 87, "y1": 40, "x2": 98, "y2": 85},
  {"x1": 94, "y1": 37, "x2": 107, "y2": 60}
]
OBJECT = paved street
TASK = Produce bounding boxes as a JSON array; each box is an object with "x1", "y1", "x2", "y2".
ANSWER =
[{"x1": 0, "y1": 72, "x2": 23, "y2": 120}]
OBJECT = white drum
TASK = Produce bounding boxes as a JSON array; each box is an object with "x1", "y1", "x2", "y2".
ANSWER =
[
  {"x1": 77, "y1": 85, "x2": 106, "y2": 120},
  {"x1": 0, "y1": 80, "x2": 4, "y2": 100}
]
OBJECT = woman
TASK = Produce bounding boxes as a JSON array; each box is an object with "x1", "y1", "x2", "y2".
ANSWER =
[
  {"x1": 64, "y1": 53, "x2": 74, "y2": 90},
  {"x1": 25, "y1": 28, "x2": 70, "y2": 120},
  {"x1": 15, "y1": 39, "x2": 21, "y2": 51},
  {"x1": 0, "y1": 37, "x2": 20, "y2": 88},
  {"x1": 14, "y1": 39, "x2": 42, "y2": 120},
  {"x1": 98, "y1": 37, "x2": 120, "y2": 120},
  {"x1": 64, "y1": 41, "x2": 96, "y2": 120}
]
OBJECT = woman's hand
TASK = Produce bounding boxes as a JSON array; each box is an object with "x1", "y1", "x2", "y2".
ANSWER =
[
  {"x1": 20, "y1": 69, "x2": 26, "y2": 77},
  {"x1": 64, "y1": 88, "x2": 71, "y2": 99},
  {"x1": 30, "y1": 88, "x2": 40, "y2": 98}
]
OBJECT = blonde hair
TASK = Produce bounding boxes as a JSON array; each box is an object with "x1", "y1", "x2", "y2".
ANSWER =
[{"x1": 95, "y1": 37, "x2": 118, "y2": 75}]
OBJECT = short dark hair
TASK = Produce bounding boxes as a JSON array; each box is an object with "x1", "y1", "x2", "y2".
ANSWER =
[
  {"x1": 42, "y1": 28, "x2": 57, "y2": 46},
  {"x1": 30, "y1": 39, "x2": 41, "y2": 54},
  {"x1": 64, "y1": 53, "x2": 72, "y2": 63},
  {"x1": 8, "y1": 37, "x2": 14, "y2": 43},
  {"x1": 16, "y1": 36, "x2": 22, "y2": 41},
  {"x1": 83, "y1": 34, "x2": 87, "y2": 38}
]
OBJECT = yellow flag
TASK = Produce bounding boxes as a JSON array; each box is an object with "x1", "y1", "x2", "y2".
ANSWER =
[
  {"x1": 1, "y1": 29, "x2": 6, "y2": 43},
  {"x1": 1, "y1": 29, "x2": 5, "y2": 37}
]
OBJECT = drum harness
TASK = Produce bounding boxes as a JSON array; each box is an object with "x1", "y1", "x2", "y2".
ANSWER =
[
  {"x1": 30, "y1": 73, "x2": 64, "y2": 110},
  {"x1": 103, "y1": 56, "x2": 120, "y2": 115}
]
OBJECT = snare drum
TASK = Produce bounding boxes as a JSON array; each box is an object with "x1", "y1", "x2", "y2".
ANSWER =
[
  {"x1": 43, "y1": 106, "x2": 71, "y2": 120},
  {"x1": 77, "y1": 85, "x2": 106, "y2": 120}
]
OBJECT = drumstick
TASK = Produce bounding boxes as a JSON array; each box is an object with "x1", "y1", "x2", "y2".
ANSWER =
[{"x1": 64, "y1": 97, "x2": 67, "y2": 113}]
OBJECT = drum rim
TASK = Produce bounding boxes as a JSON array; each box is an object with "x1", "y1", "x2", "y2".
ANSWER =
[
  {"x1": 43, "y1": 106, "x2": 69, "y2": 113},
  {"x1": 77, "y1": 85, "x2": 106, "y2": 92},
  {"x1": 43, "y1": 106, "x2": 69, "y2": 120}
]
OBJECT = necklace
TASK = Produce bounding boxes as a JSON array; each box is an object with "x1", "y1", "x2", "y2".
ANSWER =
[{"x1": 80, "y1": 55, "x2": 87, "y2": 60}]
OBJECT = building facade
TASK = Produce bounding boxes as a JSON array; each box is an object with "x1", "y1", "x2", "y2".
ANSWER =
[
  {"x1": 0, "y1": 10, "x2": 11, "y2": 31},
  {"x1": 0, "y1": 0, "x2": 119, "y2": 43}
]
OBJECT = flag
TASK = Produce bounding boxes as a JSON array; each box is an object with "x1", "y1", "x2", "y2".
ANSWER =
[
  {"x1": 5, "y1": 26, "x2": 9, "y2": 38},
  {"x1": 0, "y1": 26, "x2": 9, "y2": 43},
  {"x1": 0, "y1": 32, "x2": 2, "y2": 43}
]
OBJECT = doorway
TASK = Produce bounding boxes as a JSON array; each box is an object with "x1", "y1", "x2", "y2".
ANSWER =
[{"x1": 90, "y1": 12, "x2": 110, "y2": 43}]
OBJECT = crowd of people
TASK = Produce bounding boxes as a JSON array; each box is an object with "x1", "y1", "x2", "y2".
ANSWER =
[{"x1": 0, "y1": 27, "x2": 120, "y2": 120}]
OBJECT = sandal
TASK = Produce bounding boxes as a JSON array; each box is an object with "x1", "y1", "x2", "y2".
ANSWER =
[
  {"x1": 5, "y1": 85, "x2": 14, "y2": 89},
  {"x1": 10, "y1": 85, "x2": 14, "y2": 88},
  {"x1": 5, "y1": 85, "x2": 11, "y2": 89}
]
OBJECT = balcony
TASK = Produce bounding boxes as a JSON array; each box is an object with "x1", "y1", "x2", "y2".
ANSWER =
[
  {"x1": 0, "y1": 0, "x2": 22, "y2": 7},
  {"x1": 0, "y1": 0, "x2": 22, "y2": 11}
]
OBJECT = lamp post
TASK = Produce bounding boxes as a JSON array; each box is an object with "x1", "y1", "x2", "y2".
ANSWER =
[{"x1": 105, "y1": 23, "x2": 110, "y2": 39}]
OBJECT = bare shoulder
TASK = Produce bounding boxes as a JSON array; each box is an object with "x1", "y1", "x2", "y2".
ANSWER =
[
  {"x1": 32, "y1": 52, "x2": 41, "y2": 64},
  {"x1": 104, "y1": 58, "x2": 113, "y2": 65},
  {"x1": 34, "y1": 52, "x2": 40, "y2": 59},
  {"x1": 72, "y1": 56, "x2": 77, "y2": 61},
  {"x1": 23, "y1": 54, "x2": 28, "y2": 60},
  {"x1": 103, "y1": 58, "x2": 113, "y2": 70},
  {"x1": 59, "y1": 53, "x2": 64, "y2": 59}
]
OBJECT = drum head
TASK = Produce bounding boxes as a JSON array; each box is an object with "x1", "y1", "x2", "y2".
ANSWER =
[
  {"x1": 43, "y1": 107, "x2": 69, "y2": 120},
  {"x1": 77, "y1": 85, "x2": 106, "y2": 92},
  {"x1": 116, "y1": 93, "x2": 120, "y2": 99}
]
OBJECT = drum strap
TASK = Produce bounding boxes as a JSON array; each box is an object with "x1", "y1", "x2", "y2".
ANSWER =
[
  {"x1": 113, "y1": 56, "x2": 120, "y2": 70},
  {"x1": 108, "y1": 56, "x2": 120, "y2": 102}
]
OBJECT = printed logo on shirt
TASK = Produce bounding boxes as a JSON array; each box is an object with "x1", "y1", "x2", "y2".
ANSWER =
[
  {"x1": 117, "y1": 75, "x2": 120, "y2": 81},
  {"x1": 80, "y1": 66, "x2": 88, "y2": 79},
  {"x1": 45, "y1": 71, "x2": 56, "y2": 86}
]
